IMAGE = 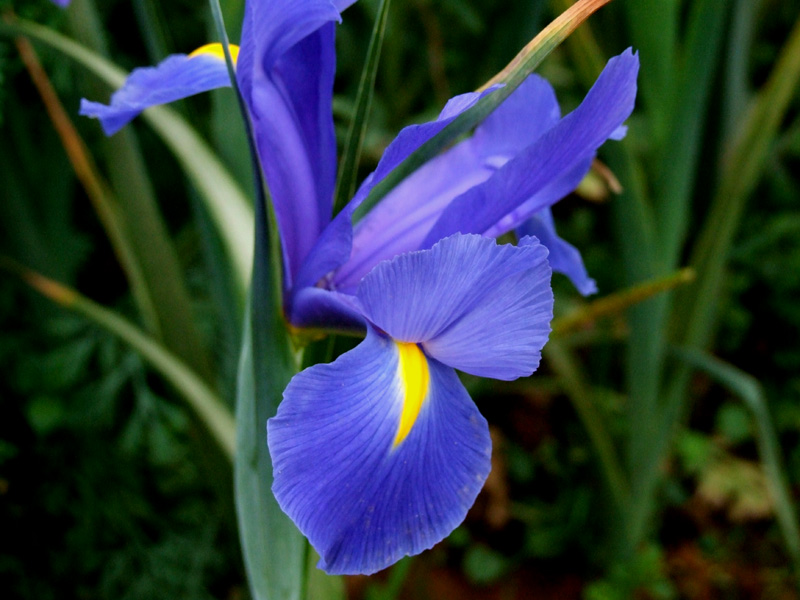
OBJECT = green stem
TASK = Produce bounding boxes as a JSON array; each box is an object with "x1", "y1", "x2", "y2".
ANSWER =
[
  {"x1": 544, "y1": 340, "x2": 629, "y2": 519},
  {"x1": 671, "y1": 348, "x2": 800, "y2": 581},
  {"x1": 333, "y1": 0, "x2": 392, "y2": 216},
  {"x1": 551, "y1": 268, "x2": 695, "y2": 337}
]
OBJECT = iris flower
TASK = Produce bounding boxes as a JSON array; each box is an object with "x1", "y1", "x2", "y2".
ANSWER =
[{"x1": 81, "y1": 0, "x2": 637, "y2": 576}]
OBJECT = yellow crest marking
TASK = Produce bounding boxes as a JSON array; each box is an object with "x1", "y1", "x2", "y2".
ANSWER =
[
  {"x1": 393, "y1": 341, "x2": 430, "y2": 448},
  {"x1": 189, "y1": 43, "x2": 240, "y2": 65}
]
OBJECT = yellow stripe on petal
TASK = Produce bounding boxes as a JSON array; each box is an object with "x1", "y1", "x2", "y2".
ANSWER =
[
  {"x1": 189, "y1": 43, "x2": 240, "y2": 65},
  {"x1": 393, "y1": 341, "x2": 430, "y2": 448}
]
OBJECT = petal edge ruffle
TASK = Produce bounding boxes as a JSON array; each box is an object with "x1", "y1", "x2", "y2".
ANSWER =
[{"x1": 357, "y1": 234, "x2": 553, "y2": 380}]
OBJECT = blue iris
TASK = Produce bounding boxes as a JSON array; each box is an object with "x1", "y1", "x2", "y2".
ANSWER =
[{"x1": 80, "y1": 0, "x2": 638, "y2": 576}]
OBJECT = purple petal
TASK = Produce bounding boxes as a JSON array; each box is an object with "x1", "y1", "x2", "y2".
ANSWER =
[
  {"x1": 482, "y1": 156, "x2": 593, "y2": 237},
  {"x1": 517, "y1": 208, "x2": 597, "y2": 296},
  {"x1": 470, "y1": 74, "x2": 561, "y2": 158},
  {"x1": 51, "y1": 0, "x2": 71, "y2": 6},
  {"x1": 268, "y1": 327, "x2": 491, "y2": 575},
  {"x1": 422, "y1": 49, "x2": 639, "y2": 246},
  {"x1": 79, "y1": 52, "x2": 232, "y2": 135},
  {"x1": 289, "y1": 287, "x2": 366, "y2": 332},
  {"x1": 357, "y1": 234, "x2": 553, "y2": 380},
  {"x1": 333, "y1": 79, "x2": 558, "y2": 290},
  {"x1": 237, "y1": 2, "x2": 342, "y2": 285},
  {"x1": 333, "y1": 141, "x2": 492, "y2": 290},
  {"x1": 237, "y1": 0, "x2": 354, "y2": 97},
  {"x1": 287, "y1": 204, "x2": 363, "y2": 328},
  {"x1": 348, "y1": 87, "x2": 501, "y2": 209}
]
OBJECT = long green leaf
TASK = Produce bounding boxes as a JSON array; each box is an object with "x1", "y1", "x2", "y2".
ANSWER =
[
  {"x1": 0, "y1": 17, "x2": 254, "y2": 299},
  {"x1": 352, "y1": 0, "x2": 613, "y2": 222},
  {"x1": 622, "y1": 0, "x2": 678, "y2": 143},
  {"x1": 235, "y1": 308, "x2": 306, "y2": 600},
  {"x1": 66, "y1": 0, "x2": 214, "y2": 380},
  {"x1": 671, "y1": 348, "x2": 800, "y2": 577},
  {"x1": 544, "y1": 341, "x2": 629, "y2": 519},
  {"x1": 333, "y1": 0, "x2": 392, "y2": 216},
  {"x1": 13, "y1": 262, "x2": 235, "y2": 459},
  {"x1": 201, "y1": 0, "x2": 314, "y2": 594},
  {"x1": 235, "y1": 146, "x2": 310, "y2": 599},
  {"x1": 654, "y1": 0, "x2": 730, "y2": 270},
  {"x1": 615, "y1": 2, "x2": 729, "y2": 549},
  {"x1": 12, "y1": 31, "x2": 161, "y2": 338},
  {"x1": 676, "y1": 12, "x2": 800, "y2": 350}
]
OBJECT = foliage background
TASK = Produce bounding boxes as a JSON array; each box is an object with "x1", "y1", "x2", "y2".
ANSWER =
[{"x1": 1, "y1": 0, "x2": 800, "y2": 597}]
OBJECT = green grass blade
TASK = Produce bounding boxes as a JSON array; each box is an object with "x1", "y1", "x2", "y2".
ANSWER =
[
  {"x1": 721, "y1": 0, "x2": 761, "y2": 141},
  {"x1": 654, "y1": 0, "x2": 730, "y2": 271},
  {"x1": 352, "y1": 0, "x2": 613, "y2": 222},
  {"x1": 676, "y1": 12, "x2": 800, "y2": 350},
  {"x1": 671, "y1": 347, "x2": 800, "y2": 577},
  {"x1": 144, "y1": 108, "x2": 253, "y2": 298},
  {"x1": 235, "y1": 307, "x2": 307, "y2": 600},
  {"x1": 622, "y1": 0, "x2": 678, "y2": 143},
  {"x1": 132, "y1": 0, "x2": 172, "y2": 62},
  {"x1": 235, "y1": 146, "x2": 314, "y2": 600},
  {"x1": 551, "y1": 268, "x2": 695, "y2": 337},
  {"x1": 206, "y1": 0, "x2": 317, "y2": 591},
  {"x1": 544, "y1": 340, "x2": 629, "y2": 521},
  {"x1": 606, "y1": 0, "x2": 730, "y2": 563},
  {"x1": 65, "y1": 0, "x2": 214, "y2": 380},
  {"x1": 12, "y1": 262, "x2": 235, "y2": 459},
  {"x1": 12, "y1": 31, "x2": 160, "y2": 337},
  {"x1": 333, "y1": 0, "x2": 392, "y2": 216},
  {"x1": 0, "y1": 16, "x2": 254, "y2": 300}
]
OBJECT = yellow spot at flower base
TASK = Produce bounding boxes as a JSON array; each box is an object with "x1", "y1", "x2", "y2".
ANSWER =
[
  {"x1": 189, "y1": 43, "x2": 240, "y2": 65},
  {"x1": 393, "y1": 341, "x2": 430, "y2": 448}
]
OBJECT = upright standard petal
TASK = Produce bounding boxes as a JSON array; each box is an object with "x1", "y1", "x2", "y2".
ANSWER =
[
  {"x1": 237, "y1": 0, "x2": 353, "y2": 286},
  {"x1": 422, "y1": 49, "x2": 639, "y2": 245},
  {"x1": 330, "y1": 86, "x2": 502, "y2": 290},
  {"x1": 357, "y1": 234, "x2": 553, "y2": 380},
  {"x1": 268, "y1": 327, "x2": 491, "y2": 575},
  {"x1": 79, "y1": 47, "x2": 237, "y2": 135},
  {"x1": 332, "y1": 58, "x2": 629, "y2": 290}
]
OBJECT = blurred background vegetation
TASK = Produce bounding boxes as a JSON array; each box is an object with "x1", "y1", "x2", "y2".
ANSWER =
[{"x1": 2, "y1": 0, "x2": 800, "y2": 597}]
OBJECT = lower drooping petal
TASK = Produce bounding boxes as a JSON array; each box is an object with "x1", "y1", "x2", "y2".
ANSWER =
[
  {"x1": 80, "y1": 47, "x2": 237, "y2": 135},
  {"x1": 268, "y1": 327, "x2": 491, "y2": 575},
  {"x1": 357, "y1": 234, "x2": 553, "y2": 380}
]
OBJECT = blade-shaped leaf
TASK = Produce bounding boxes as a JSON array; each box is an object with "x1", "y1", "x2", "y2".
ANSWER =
[
  {"x1": 676, "y1": 12, "x2": 800, "y2": 350},
  {"x1": 12, "y1": 31, "x2": 160, "y2": 338},
  {"x1": 201, "y1": 0, "x2": 316, "y2": 593},
  {"x1": 671, "y1": 347, "x2": 800, "y2": 576},
  {"x1": 235, "y1": 308, "x2": 306, "y2": 600},
  {"x1": 333, "y1": 0, "x2": 392, "y2": 216},
  {"x1": 352, "y1": 0, "x2": 613, "y2": 222},
  {"x1": 12, "y1": 262, "x2": 235, "y2": 459},
  {"x1": 67, "y1": 0, "x2": 214, "y2": 380},
  {"x1": 0, "y1": 17, "x2": 254, "y2": 299}
]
